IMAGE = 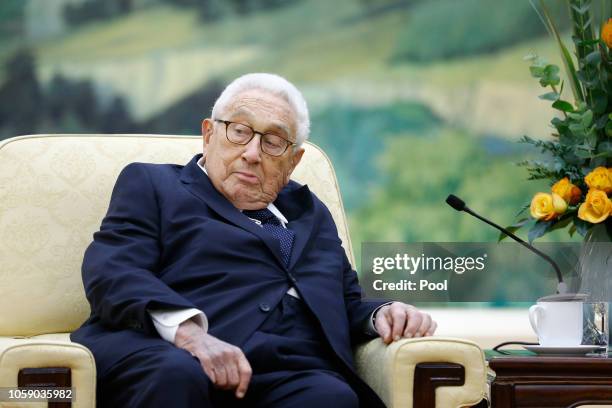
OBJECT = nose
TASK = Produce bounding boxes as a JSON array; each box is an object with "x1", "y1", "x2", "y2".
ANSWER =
[{"x1": 241, "y1": 133, "x2": 262, "y2": 163}]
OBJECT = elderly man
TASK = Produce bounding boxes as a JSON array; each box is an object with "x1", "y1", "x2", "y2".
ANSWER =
[{"x1": 71, "y1": 73, "x2": 436, "y2": 408}]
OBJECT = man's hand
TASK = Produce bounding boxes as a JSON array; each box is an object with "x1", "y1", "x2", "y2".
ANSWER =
[
  {"x1": 374, "y1": 302, "x2": 437, "y2": 344},
  {"x1": 175, "y1": 319, "x2": 252, "y2": 399}
]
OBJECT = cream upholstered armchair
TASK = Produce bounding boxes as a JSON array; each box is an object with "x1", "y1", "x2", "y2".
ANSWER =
[{"x1": 0, "y1": 134, "x2": 487, "y2": 408}]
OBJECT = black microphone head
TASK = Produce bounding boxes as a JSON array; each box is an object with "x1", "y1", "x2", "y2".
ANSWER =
[{"x1": 446, "y1": 194, "x2": 466, "y2": 211}]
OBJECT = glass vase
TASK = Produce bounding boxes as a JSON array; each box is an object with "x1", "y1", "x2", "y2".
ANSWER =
[
  {"x1": 578, "y1": 221, "x2": 612, "y2": 349},
  {"x1": 578, "y1": 222, "x2": 612, "y2": 301}
]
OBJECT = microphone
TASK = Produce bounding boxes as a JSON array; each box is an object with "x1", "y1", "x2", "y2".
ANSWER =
[{"x1": 445, "y1": 194, "x2": 568, "y2": 294}]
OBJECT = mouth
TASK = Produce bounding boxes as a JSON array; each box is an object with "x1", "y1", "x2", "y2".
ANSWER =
[{"x1": 234, "y1": 171, "x2": 260, "y2": 184}]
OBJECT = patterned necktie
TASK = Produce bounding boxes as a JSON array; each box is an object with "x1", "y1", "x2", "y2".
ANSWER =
[{"x1": 243, "y1": 208, "x2": 295, "y2": 267}]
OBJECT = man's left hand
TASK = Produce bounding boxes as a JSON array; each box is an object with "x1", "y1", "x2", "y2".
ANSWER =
[{"x1": 374, "y1": 302, "x2": 437, "y2": 344}]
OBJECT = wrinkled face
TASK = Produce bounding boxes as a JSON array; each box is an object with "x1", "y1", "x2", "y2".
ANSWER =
[{"x1": 202, "y1": 89, "x2": 305, "y2": 210}]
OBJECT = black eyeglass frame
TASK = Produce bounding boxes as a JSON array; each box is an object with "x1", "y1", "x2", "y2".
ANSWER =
[{"x1": 214, "y1": 119, "x2": 296, "y2": 156}]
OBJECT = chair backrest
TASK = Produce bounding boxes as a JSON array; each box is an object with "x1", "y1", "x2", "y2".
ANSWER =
[{"x1": 0, "y1": 134, "x2": 354, "y2": 336}]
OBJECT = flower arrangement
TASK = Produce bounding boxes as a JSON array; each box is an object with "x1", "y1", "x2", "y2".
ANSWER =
[{"x1": 515, "y1": 0, "x2": 612, "y2": 242}]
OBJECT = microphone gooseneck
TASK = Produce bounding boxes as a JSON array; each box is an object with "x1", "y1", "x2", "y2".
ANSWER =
[{"x1": 445, "y1": 194, "x2": 567, "y2": 294}]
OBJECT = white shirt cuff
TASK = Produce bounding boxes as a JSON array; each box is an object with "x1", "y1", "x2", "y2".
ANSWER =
[
  {"x1": 367, "y1": 301, "x2": 395, "y2": 335},
  {"x1": 149, "y1": 308, "x2": 207, "y2": 343}
]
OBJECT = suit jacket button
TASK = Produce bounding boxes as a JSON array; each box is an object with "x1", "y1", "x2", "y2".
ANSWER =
[{"x1": 259, "y1": 303, "x2": 271, "y2": 312}]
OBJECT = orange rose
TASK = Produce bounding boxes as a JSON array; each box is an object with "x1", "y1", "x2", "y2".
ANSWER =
[
  {"x1": 603, "y1": 18, "x2": 612, "y2": 48},
  {"x1": 551, "y1": 177, "x2": 582, "y2": 205},
  {"x1": 530, "y1": 192, "x2": 567, "y2": 221},
  {"x1": 578, "y1": 189, "x2": 612, "y2": 223},
  {"x1": 585, "y1": 167, "x2": 612, "y2": 193}
]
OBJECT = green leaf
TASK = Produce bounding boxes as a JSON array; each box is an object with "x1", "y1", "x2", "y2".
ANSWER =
[
  {"x1": 572, "y1": 33, "x2": 599, "y2": 46},
  {"x1": 516, "y1": 202, "x2": 532, "y2": 217},
  {"x1": 570, "y1": 3, "x2": 591, "y2": 15},
  {"x1": 568, "y1": 223, "x2": 577, "y2": 237},
  {"x1": 524, "y1": 53, "x2": 538, "y2": 62},
  {"x1": 552, "y1": 100, "x2": 575, "y2": 112},
  {"x1": 573, "y1": 37, "x2": 599, "y2": 48},
  {"x1": 586, "y1": 130, "x2": 598, "y2": 146},
  {"x1": 540, "y1": 64, "x2": 561, "y2": 86},
  {"x1": 530, "y1": 65, "x2": 546, "y2": 78},
  {"x1": 569, "y1": 123, "x2": 586, "y2": 135},
  {"x1": 499, "y1": 218, "x2": 530, "y2": 242},
  {"x1": 575, "y1": 148, "x2": 593, "y2": 158},
  {"x1": 539, "y1": 91, "x2": 560, "y2": 101},
  {"x1": 591, "y1": 156, "x2": 608, "y2": 167},
  {"x1": 545, "y1": 64, "x2": 560, "y2": 75},
  {"x1": 581, "y1": 110, "x2": 594, "y2": 127},
  {"x1": 585, "y1": 49, "x2": 602, "y2": 65},
  {"x1": 591, "y1": 141, "x2": 612, "y2": 158},
  {"x1": 591, "y1": 150, "x2": 612, "y2": 158},
  {"x1": 551, "y1": 117, "x2": 566, "y2": 128},
  {"x1": 559, "y1": 42, "x2": 585, "y2": 103},
  {"x1": 597, "y1": 141, "x2": 612, "y2": 153},
  {"x1": 548, "y1": 214, "x2": 575, "y2": 232},
  {"x1": 574, "y1": 218, "x2": 591, "y2": 237},
  {"x1": 576, "y1": 70, "x2": 588, "y2": 83},
  {"x1": 528, "y1": 220, "x2": 553, "y2": 243},
  {"x1": 594, "y1": 113, "x2": 608, "y2": 129},
  {"x1": 606, "y1": 120, "x2": 612, "y2": 136},
  {"x1": 591, "y1": 90, "x2": 608, "y2": 113}
]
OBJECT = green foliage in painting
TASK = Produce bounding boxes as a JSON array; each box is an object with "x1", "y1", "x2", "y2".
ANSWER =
[
  {"x1": 350, "y1": 129, "x2": 557, "y2": 244},
  {"x1": 393, "y1": 0, "x2": 567, "y2": 62},
  {"x1": 310, "y1": 102, "x2": 441, "y2": 210}
]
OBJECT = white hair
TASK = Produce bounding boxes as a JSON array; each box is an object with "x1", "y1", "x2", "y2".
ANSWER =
[{"x1": 211, "y1": 73, "x2": 310, "y2": 147}]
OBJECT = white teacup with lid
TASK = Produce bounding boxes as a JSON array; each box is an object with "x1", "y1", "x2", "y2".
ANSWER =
[{"x1": 528, "y1": 293, "x2": 588, "y2": 347}]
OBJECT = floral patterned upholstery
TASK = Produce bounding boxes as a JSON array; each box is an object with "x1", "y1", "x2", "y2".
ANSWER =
[{"x1": 0, "y1": 134, "x2": 354, "y2": 336}]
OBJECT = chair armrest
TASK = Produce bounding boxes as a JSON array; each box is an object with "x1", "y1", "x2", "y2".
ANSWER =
[
  {"x1": 0, "y1": 336, "x2": 96, "y2": 408},
  {"x1": 354, "y1": 337, "x2": 487, "y2": 408}
]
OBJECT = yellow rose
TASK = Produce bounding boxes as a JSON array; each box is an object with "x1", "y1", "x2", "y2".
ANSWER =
[
  {"x1": 551, "y1": 177, "x2": 582, "y2": 205},
  {"x1": 603, "y1": 18, "x2": 612, "y2": 48},
  {"x1": 578, "y1": 189, "x2": 612, "y2": 223},
  {"x1": 585, "y1": 167, "x2": 612, "y2": 193},
  {"x1": 530, "y1": 192, "x2": 567, "y2": 221}
]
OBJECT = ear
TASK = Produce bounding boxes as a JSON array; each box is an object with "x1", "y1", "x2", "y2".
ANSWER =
[
  {"x1": 285, "y1": 147, "x2": 305, "y2": 183},
  {"x1": 202, "y1": 118, "x2": 214, "y2": 145}
]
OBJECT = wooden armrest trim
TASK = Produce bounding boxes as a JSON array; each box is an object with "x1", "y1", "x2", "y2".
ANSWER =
[
  {"x1": 414, "y1": 362, "x2": 488, "y2": 408},
  {"x1": 18, "y1": 367, "x2": 71, "y2": 408}
]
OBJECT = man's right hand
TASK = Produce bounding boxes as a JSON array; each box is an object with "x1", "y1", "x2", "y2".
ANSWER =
[{"x1": 175, "y1": 319, "x2": 252, "y2": 399}]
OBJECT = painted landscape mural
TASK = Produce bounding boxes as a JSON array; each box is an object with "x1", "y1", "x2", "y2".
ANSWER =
[{"x1": 0, "y1": 0, "x2": 582, "y2": 288}]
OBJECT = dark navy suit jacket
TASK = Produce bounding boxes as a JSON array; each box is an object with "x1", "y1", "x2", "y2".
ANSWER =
[{"x1": 71, "y1": 154, "x2": 386, "y2": 400}]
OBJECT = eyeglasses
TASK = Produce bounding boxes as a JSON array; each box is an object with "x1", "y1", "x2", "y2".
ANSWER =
[{"x1": 214, "y1": 119, "x2": 295, "y2": 157}]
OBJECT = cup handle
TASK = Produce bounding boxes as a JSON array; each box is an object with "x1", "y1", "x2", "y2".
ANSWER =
[{"x1": 529, "y1": 304, "x2": 543, "y2": 340}]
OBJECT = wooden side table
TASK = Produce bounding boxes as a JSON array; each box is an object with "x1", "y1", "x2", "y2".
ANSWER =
[{"x1": 489, "y1": 355, "x2": 612, "y2": 407}]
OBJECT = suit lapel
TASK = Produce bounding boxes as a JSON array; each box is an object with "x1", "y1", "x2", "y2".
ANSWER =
[
  {"x1": 179, "y1": 155, "x2": 285, "y2": 267},
  {"x1": 274, "y1": 183, "x2": 315, "y2": 270}
]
